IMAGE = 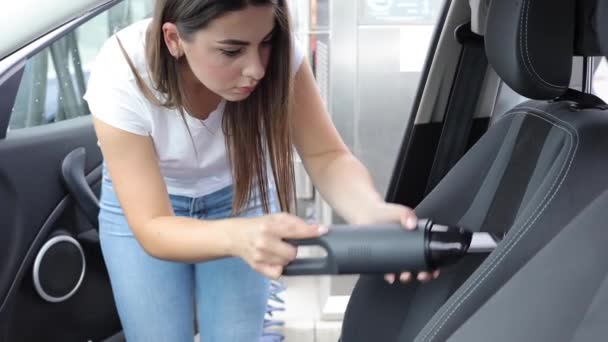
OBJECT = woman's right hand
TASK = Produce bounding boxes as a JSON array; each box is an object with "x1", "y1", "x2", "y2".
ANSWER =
[{"x1": 230, "y1": 213, "x2": 328, "y2": 279}]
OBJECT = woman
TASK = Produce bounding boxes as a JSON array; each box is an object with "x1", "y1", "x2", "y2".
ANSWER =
[{"x1": 84, "y1": 0, "x2": 439, "y2": 341}]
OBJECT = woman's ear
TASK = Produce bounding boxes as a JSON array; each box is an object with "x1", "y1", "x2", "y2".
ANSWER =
[{"x1": 161, "y1": 22, "x2": 183, "y2": 58}]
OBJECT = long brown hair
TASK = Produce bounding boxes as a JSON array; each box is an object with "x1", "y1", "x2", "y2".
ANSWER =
[{"x1": 118, "y1": 0, "x2": 295, "y2": 214}]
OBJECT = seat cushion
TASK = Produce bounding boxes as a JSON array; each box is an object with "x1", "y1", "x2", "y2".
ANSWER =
[
  {"x1": 340, "y1": 100, "x2": 608, "y2": 342},
  {"x1": 447, "y1": 188, "x2": 608, "y2": 342}
]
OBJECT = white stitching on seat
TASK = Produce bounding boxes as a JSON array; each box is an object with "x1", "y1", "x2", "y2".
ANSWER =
[
  {"x1": 420, "y1": 108, "x2": 578, "y2": 341},
  {"x1": 417, "y1": 108, "x2": 579, "y2": 342},
  {"x1": 421, "y1": 108, "x2": 578, "y2": 341},
  {"x1": 520, "y1": 0, "x2": 566, "y2": 89}
]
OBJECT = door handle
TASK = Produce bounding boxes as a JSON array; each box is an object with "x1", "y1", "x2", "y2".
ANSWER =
[{"x1": 61, "y1": 147, "x2": 100, "y2": 241}]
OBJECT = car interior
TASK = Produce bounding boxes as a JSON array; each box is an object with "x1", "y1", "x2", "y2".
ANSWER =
[
  {"x1": 1, "y1": 0, "x2": 608, "y2": 341},
  {"x1": 339, "y1": 0, "x2": 608, "y2": 341}
]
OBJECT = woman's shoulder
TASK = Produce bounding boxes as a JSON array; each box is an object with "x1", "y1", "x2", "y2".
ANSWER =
[{"x1": 83, "y1": 19, "x2": 156, "y2": 130}]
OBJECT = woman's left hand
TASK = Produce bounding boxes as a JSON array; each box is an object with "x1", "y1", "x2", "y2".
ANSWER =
[{"x1": 355, "y1": 201, "x2": 440, "y2": 284}]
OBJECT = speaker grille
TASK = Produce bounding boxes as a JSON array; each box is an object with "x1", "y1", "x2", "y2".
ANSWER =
[{"x1": 33, "y1": 234, "x2": 85, "y2": 303}]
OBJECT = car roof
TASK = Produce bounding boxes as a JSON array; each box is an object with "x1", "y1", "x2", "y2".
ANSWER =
[{"x1": 0, "y1": 0, "x2": 111, "y2": 60}]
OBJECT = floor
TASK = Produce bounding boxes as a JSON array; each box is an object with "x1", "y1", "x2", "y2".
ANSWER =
[
  {"x1": 272, "y1": 276, "x2": 344, "y2": 342},
  {"x1": 189, "y1": 276, "x2": 344, "y2": 342}
]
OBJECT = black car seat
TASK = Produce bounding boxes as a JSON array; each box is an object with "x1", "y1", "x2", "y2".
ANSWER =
[
  {"x1": 424, "y1": 1, "x2": 608, "y2": 341},
  {"x1": 445, "y1": 186, "x2": 608, "y2": 342},
  {"x1": 340, "y1": 0, "x2": 608, "y2": 341}
]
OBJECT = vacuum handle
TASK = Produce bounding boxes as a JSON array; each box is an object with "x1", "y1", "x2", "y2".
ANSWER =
[
  {"x1": 283, "y1": 224, "x2": 428, "y2": 276},
  {"x1": 281, "y1": 238, "x2": 336, "y2": 275}
]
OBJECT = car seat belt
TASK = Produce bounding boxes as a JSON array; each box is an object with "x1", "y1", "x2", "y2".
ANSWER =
[{"x1": 425, "y1": 23, "x2": 488, "y2": 194}]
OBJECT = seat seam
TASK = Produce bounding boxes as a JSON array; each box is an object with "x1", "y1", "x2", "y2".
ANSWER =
[
  {"x1": 422, "y1": 109, "x2": 578, "y2": 341},
  {"x1": 520, "y1": 0, "x2": 566, "y2": 89},
  {"x1": 418, "y1": 108, "x2": 579, "y2": 342},
  {"x1": 421, "y1": 109, "x2": 577, "y2": 341}
]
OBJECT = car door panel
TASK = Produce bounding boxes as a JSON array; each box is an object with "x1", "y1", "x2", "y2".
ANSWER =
[
  {"x1": 0, "y1": 117, "x2": 120, "y2": 341},
  {"x1": 0, "y1": 1, "x2": 153, "y2": 340}
]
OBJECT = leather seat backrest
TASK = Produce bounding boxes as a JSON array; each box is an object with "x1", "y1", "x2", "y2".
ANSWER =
[
  {"x1": 340, "y1": 1, "x2": 608, "y2": 341},
  {"x1": 442, "y1": 1, "x2": 608, "y2": 340},
  {"x1": 446, "y1": 158, "x2": 608, "y2": 342}
]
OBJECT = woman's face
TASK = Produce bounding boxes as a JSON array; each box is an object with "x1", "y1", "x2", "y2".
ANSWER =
[{"x1": 167, "y1": 5, "x2": 276, "y2": 102}]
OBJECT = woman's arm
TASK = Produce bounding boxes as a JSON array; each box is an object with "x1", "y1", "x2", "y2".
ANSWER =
[
  {"x1": 291, "y1": 60, "x2": 440, "y2": 283},
  {"x1": 291, "y1": 60, "x2": 416, "y2": 227},
  {"x1": 93, "y1": 118, "x2": 322, "y2": 279},
  {"x1": 94, "y1": 118, "x2": 236, "y2": 262}
]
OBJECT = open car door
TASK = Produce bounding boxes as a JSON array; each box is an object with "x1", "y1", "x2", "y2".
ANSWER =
[{"x1": 0, "y1": 1, "x2": 148, "y2": 340}]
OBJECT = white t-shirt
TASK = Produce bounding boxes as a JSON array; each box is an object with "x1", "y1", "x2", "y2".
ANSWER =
[{"x1": 84, "y1": 18, "x2": 305, "y2": 198}]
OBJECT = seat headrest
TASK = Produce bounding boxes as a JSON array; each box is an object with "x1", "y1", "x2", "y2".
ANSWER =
[
  {"x1": 485, "y1": 0, "x2": 576, "y2": 100},
  {"x1": 574, "y1": 0, "x2": 604, "y2": 57},
  {"x1": 598, "y1": 0, "x2": 608, "y2": 58}
]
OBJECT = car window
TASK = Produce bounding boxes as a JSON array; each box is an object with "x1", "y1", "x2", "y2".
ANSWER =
[
  {"x1": 8, "y1": 0, "x2": 153, "y2": 131},
  {"x1": 335, "y1": 0, "x2": 445, "y2": 197},
  {"x1": 593, "y1": 57, "x2": 608, "y2": 102}
]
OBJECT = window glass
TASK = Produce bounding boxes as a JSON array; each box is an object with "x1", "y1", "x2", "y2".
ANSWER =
[
  {"x1": 290, "y1": 0, "x2": 445, "y2": 219},
  {"x1": 352, "y1": 0, "x2": 444, "y2": 195},
  {"x1": 359, "y1": 0, "x2": 444, "y2": 25},
  {"x1": 592, "y1": 57, "x2": 608, "y2": 102},
  {"x1": 8, "y1": 0, "x2": 154, "y2": 131}
]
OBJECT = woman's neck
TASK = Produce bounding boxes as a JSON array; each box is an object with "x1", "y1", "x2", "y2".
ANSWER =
[{"x1": 179, "y1": 61, "x2": 221, "y2": 120}]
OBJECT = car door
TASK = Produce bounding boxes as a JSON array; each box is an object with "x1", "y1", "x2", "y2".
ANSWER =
[
  {"x1": 0, "y1": 1, "x2": 151, "y2": 341},
  {"x1": 383, "y1": 0, "x2": 492, "y2": 209}
]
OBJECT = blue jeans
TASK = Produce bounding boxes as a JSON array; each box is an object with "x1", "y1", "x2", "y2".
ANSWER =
[{"x1": 99, "y1": 168, "x2": 279, "y2": 342}]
